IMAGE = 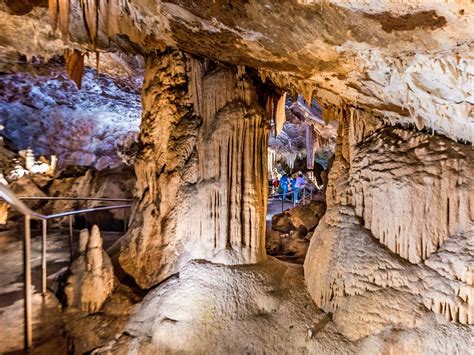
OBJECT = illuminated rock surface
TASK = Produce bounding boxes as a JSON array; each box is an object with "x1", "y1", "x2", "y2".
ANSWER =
[
  {"x1": 0, "y1": 0, "x2": 472, "y2": 353},
  {"x1": 115, "y1": 50, "x2": 270, "y2": 288},
  {"x1": 304, "y1": 114, "x2": 474, "y2": 342},
  {"x1": 65, "y1": 225, "x2": 115, "y2": 313}
]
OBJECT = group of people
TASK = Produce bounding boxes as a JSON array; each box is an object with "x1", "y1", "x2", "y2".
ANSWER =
[{"x1": 271, "y1": 173, "x2": 307, "y2": 203}]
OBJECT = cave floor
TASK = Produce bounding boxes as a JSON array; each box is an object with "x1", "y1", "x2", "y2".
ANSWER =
[{"x1": 0, "y1": 228, "x2": 123, "y2": 353}]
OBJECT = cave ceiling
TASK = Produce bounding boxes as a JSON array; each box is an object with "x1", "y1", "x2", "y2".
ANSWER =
[{"x1": 0, "y1": 0, "x2": 472, "y2": 142}]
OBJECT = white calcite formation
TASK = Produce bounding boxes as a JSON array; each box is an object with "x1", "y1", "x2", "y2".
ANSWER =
[
  {"x1": 116, "y1": 50, "x2": 270, "y2": 289},
  {"x1": 343, "y1": 127, "x2": 472, "y2": 263},
  {"x1": 304, "y1": 110, "x2": 474, "y2": 344},
  {"x1": 94, "y1": 259, "x2": 340, "y2": 354},
  {"x1": 65, "y1": 225, "x2": 115, "y2": 313}
]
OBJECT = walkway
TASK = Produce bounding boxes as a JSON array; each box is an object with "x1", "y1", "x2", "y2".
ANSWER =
[{"x1": 0, "y1": 228, "x2": 123, "y2": 353}]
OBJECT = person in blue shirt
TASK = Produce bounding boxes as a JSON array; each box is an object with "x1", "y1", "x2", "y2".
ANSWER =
[
  {"x1": 279, "y1": 173, "x2": 289, "y2": 200},
  {"x1": 293, "y1": 173, "x2": 306, "y2": 203}
]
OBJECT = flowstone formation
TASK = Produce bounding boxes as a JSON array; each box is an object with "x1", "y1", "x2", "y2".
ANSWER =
[
  {"x1": 304, "y1": 110, "x2": 474, "y2": 349},
  {"x1": 65, "y1": 225, "x2": 115, "y2": 313},
  {"x1": 116, "y1": 50, "x2": 271, "y2": 288}
]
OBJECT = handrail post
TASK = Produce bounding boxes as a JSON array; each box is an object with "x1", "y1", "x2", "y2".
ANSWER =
[
  {"x1": 68, "y1": 215, "x2": 73, "y2": 260},
  {"x1": 41, "y1": 219, "x2": 47, "y2": 296},
  {"x1": 24, "y1": 216, "x2": 32, "y2": 350}
]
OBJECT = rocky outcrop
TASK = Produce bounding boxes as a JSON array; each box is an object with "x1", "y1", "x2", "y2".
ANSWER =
[
  {"x1": 304, "y1": 112, "x2": 474, "y2": 344},
  {"x1": 326, "y1": 109, "x2": 473, "y2": 264},
  {"x1": 116, "y1": 50, "x2": 271, "y2": 288},
  {"x1": 267, "y1": 201, "x2": 326, "y2": 263},
  {"x1": 65, "y1": 225, "x2": 115, "y2": 313},
  {"x1": 0, "y1": 61, "x2": 141, "y2": 170},
  {"x1": 96, "y1": 259, "x2": 337, "y2": 354}
]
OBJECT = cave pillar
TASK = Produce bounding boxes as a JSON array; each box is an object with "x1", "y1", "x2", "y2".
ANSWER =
[{"x1": 115, "y1": 50, "x2": 270, "y2": 288}]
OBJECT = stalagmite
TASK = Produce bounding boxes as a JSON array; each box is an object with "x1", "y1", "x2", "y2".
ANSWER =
[{"x1": 65, "y1": 225, "x2": 115, "y2": 313}]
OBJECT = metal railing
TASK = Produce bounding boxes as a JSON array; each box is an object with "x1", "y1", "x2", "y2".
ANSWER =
[
  {"x1": 268, "y1": 185, "x2": 315, "y2": 212},
  {"x1": 0, "y1": 184, "x2": 133, "y2": 351}
]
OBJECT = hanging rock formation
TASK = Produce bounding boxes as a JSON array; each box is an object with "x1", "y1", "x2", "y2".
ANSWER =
[
  {"x1": 65, "y1": 225, "x2": 115, "y2": 313},
  {"x1": 115, "y1": 50, "x2": 270, "y2": 288}
]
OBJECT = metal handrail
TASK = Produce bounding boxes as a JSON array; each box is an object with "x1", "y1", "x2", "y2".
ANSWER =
[
  {"x1": 0, "y1": 183, "x2": 133, "y2": 350},
  {"x1": 268, "y1": 185, "x2": 314, "y2": 212}
]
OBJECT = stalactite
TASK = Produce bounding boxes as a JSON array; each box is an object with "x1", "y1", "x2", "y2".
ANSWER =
[
  {"x1": 99, "y1": 0, "x2": 119, "y2": 39},
  {"x1": 48, "y1": 0, "x2": 58, "y2": 32},
  {"x1": 48, "y1": 0, "x2": 70, "y2": 40},
  {"x1": 284, "y1": 152, "x2": 297, "y2": 170},
  {"x1": 306, "y1": 124, "x2": 315, "y2": 169},
  {"x1": 58, "y1": 0, "x2": 70, "y2": 40},
  {"x1": 65, "y1": 49, "x2": 85, "y2": 89},
  {"x1": 274, "y1": 92, "x2": 286, "y2": 136},
  {"x1": 302, "y1": 84, "x2": 313, "y2": 106},
  {"x1": 81, "y1": 0, "x2": 99, "y2": 46}
]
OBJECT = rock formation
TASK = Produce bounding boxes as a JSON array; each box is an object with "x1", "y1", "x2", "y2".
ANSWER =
[
  {"x1": 267, "y1": 201, "x2": 326, "y2": 263},
  {"x1": 0, "y1": 61, "x2": 141, "y2": 170},
  {"x1": 65, "y1": 225, "x2": 115, "y2": 313},
  {"x1": 0, "y1": 0, "x2": 472, "y2": 353},
  {"x1": 304, "y1": 110, "x2": 474, "y2": 346},
  {"x1": 116, "y1": 50, "x2": 271, "y2": 288}
]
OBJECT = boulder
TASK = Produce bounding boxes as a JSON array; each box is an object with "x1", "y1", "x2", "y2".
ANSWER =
[{"x1": 267, "y1": 201, "x2": 326, "y2": 263}]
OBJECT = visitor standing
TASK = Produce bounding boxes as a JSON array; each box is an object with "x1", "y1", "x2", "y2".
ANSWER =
[
  {"x1": 279, "y1": 174, "x2": 289, "y2": 200},
  {"x1": 293, "y1": 173, "x2": 306, "y2": 203}
]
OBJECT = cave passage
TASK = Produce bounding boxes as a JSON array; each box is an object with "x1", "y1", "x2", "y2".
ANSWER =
[
  {"x1": 0, "y1": 1, "x2": 473, "y2": 353},
  {"x1": 265, "y1": 104, "x2": 334, "y2": 264}
]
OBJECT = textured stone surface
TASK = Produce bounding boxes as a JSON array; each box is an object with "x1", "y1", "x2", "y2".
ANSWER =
[
  {"x1": 65, "y1": 225, "x2": 115, "y2": 313},
  {"x1": 116, "y1": 50, "x2": 270, "y2": 288},
  {"x1": 327, "y1": 113, "x2": 474, "y2": 264},
  {"x1": 0, "y1": 62, "x2": 141, "y2": 170},
  {"x1": 94, "y1": 259, "x2": 340, "y2": 354},
  {"x1": 305, "y1": 116, "x2": 474, "y2": 342},
  {"x1": 34, "y1": 0, "x2": 473, "y2": 143},
  {"x1": 267, "y1": 201, "x2": 326, "y2": 263}
]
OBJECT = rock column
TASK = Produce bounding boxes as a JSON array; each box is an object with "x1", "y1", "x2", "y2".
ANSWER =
[{"x1": 116, "y1": 50, "x2": 270, "y2": 288}]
